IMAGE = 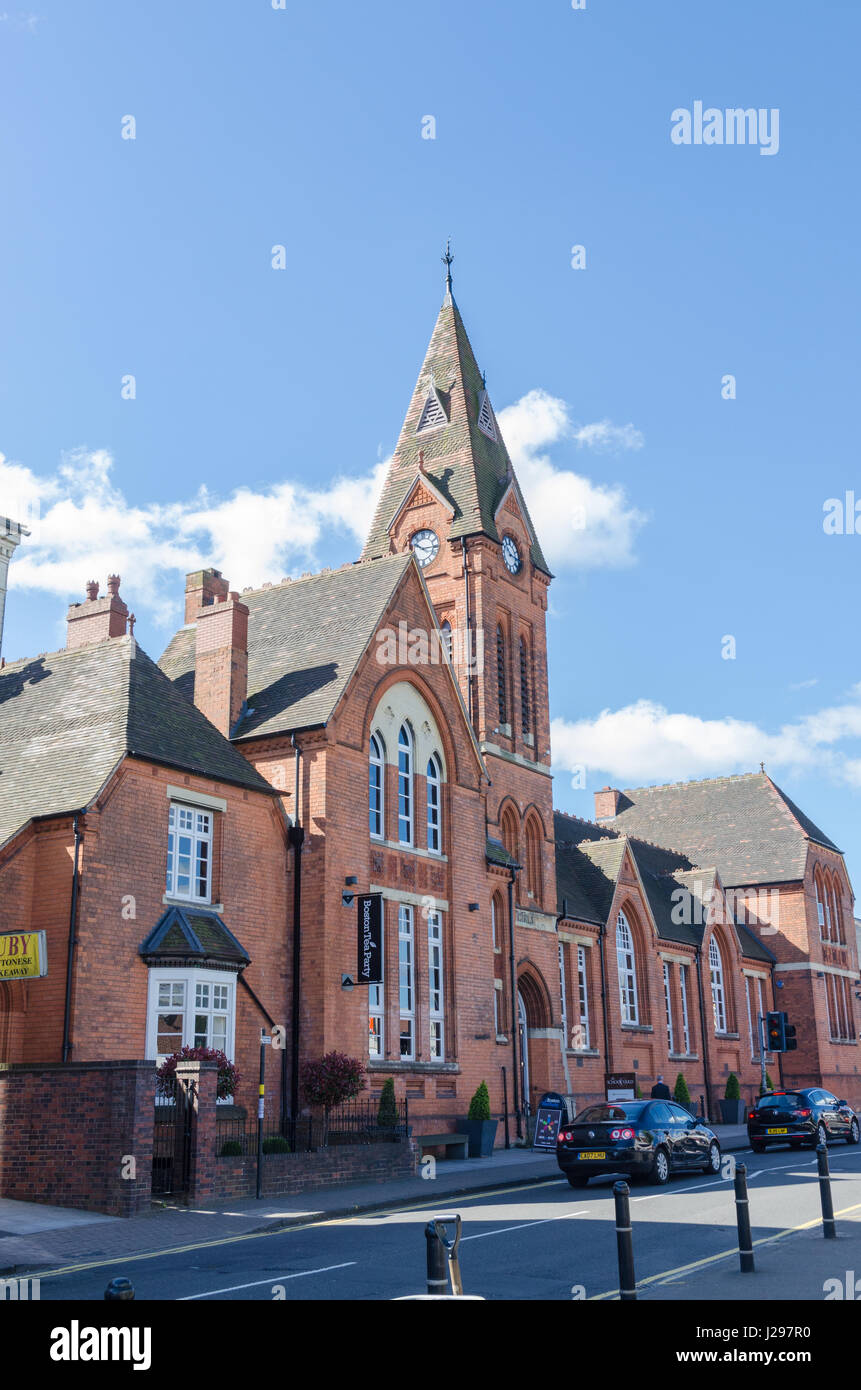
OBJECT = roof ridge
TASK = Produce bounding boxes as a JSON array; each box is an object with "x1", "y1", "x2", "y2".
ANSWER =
[
  {"x1": 0, "y1": 631, "x2": 134, "y2": 674},
  {"x1": 235, "y1": 554, "x2": 406, "y2": 601},
  {"x1": 623, "y1": 771, "x2": 762, "y2": 796}
]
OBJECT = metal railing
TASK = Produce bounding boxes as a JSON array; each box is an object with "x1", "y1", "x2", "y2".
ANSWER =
[{"x1": 215, "y1": 1099, "x2": 409, "y2": 1157}]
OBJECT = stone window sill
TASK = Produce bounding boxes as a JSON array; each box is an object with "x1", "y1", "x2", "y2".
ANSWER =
[
  {"x1": 621, "y1": 1023, "x2": 654, "y2": 1034},
  {"x1": 368, "y1": 1060, "x2": 460, "y2": 1074},
  {"x1": 566, "y1": 1048, "x2": 600, "y2": 1058},
  {"x1": 496, "y1": 1034, "x2": 509, "y2": 1045}
]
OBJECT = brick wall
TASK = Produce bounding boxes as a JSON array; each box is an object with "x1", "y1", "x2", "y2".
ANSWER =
[
  {"x1": 212, "y1": 1139, "x2": 416, "y2": 1200},
  {"x1": 0, "y1": 1060, "x2": 155, "y2": 1216}
]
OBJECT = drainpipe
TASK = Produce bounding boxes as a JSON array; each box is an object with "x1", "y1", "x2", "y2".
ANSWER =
[
  {"x1": 507, "y1": 865, "x2": 522, "y2": 1138},
  {"x1": 288, "y1": 736, "x2": 305, "y2": 1148},
  {"x1": 598, "y1": 918, "x2": 611, "y2": 1071},
  {"x1": 556, "y1": 902, "x2": 573, "y2": 1101},
  {"x1": 461, "y1": 538, "x2": 473, "y2": 727},
  {"x1": 694, "y1": 944, "x2": 714, "y2": 1122},
  {"x1": 62, "y1": 814, "x2": 82, "y2": 1062}
]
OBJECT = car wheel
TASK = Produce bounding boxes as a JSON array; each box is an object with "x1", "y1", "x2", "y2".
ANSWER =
[
  {"x1": 751, "y1": 1140, "x2": 766, "y2": 1153},
  {"x1": 847, "y1": 1118, "x2": 860, "y2": 1146},
  {"x1": 702, "y1": 1140, "x2": 721, "y2": 1174},
  {"x1": 815, "y1": 1123, "x2": 828, "y2": 1148},
  {"x1": 649, "y1": 1147, "x2": 670, "y2": 1185},
  {"x1": 567, "y1": 1173, "x2": 590, "y2": 1188}
]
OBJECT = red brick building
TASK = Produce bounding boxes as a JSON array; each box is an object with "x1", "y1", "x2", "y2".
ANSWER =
[{"x1": 1, "y1": 269, "x2": 858, "y2": 1143}]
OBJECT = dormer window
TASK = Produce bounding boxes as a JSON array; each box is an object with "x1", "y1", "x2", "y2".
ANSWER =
[
  {"x1": 416, "y1": 386, "x2": 448, "y2": 433},
  {"x1": 477, "y1": 389, "x2": 497, "y2": 440}
]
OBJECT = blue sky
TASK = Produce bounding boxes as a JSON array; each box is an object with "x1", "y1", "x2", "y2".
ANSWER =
[{"x1": 2, "y1": 1, "x2": 860, "y2": 883}]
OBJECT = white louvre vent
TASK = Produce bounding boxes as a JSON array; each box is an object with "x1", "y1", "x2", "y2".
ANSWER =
[
  {"x1": 477, "y1": 390, "x2": 497, "y2": 440},
  {"x1": 416, "y1": 387, "x2": 448, "y2": 433}
]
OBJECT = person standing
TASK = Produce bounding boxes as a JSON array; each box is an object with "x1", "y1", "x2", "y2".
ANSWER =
[{"x1": 650, "y1": 1074, "x2": 671, "y2": 1099}]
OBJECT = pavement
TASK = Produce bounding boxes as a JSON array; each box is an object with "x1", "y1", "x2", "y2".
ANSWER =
[{"x1": 0, "y1": 1125, "x2": 749, "y2": 1276}]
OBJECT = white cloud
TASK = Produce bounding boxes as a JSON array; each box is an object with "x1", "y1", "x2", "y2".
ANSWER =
[
  {"x1": 551, "y1": 686, "x2": 861, "y2": 790},
  {"x1": 0, "y1": 386, "x2": 645, "y2": 627},
  {"x1": 571, "y1": 420, "x2": 644, "y2": 452},
  {"x1": 497, "y1": 390, "x2": 647, "y2": 570}
]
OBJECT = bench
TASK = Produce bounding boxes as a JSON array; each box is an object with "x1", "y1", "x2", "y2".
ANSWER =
[{"x1": 413, "y1": 1132, "x2": 469, "y2": 1161}]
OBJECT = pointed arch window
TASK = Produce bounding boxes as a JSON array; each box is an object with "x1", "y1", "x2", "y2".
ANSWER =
[
  {"x1": 426, "y1": 754, "x2": 442, "y2": 854},
  {"x1": 616, "y1": 911, "x2": 639, "y2": 1025},
  {"x1": 709, "y1": 936, "x2": 727, "y2": 1033},
  {"x1": 831, "y1": 878, "x2": 844, "y2": 944},
  {"x1": 823, "y1": 873, "x2": 833, "y2": 941},
  {"x1": 440, "y1": 620, "x2": 453, "y2": 664},
  {"x1": 397, "y1": 724, "x2": 413, "y2": 846},
  {"x1": 497, "y1": 625, "x2": 508, "y2": 725},
  {"x1": 815, "y1": 871, "x2": 827, "y2": 937},
  {"x1": 369, "y1": 733, "x2": 385, "y2": 839},
  {"x1": 519, "y1": 637, "x2": 531, "y2": 736},
  {"x1": 524, "y1": 817, "x2": 542, "y2": 903}
]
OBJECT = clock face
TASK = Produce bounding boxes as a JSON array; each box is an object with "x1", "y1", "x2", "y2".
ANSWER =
[
  {"x1": 502, "y1": 535, "x2": 522, "y2": 574},
  {"x1": 411, "y1": 528, "x2": 440, "y2": 568}
]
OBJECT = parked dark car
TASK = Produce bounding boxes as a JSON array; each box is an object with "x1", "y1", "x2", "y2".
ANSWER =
[
  {"x1": 747, "y1": 1088, "x2": 860, "y2": 1153},
  {"x1": 556, "y1": 1100, "x2": 722, "y2": 1187}
]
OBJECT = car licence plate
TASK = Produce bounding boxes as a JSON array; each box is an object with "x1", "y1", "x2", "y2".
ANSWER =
[
  {"x1": 578, "y1": 1151, "x2": 606, "y2": 1160},
  {"x1": 766, "y1": 1127, "x2": 788, "y2": 1135}
]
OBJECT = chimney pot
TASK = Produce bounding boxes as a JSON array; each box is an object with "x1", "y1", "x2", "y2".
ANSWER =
[
  {"x1": 106, "y1": 574, "x2": 121, "y2": 598},
  {"x1": 86, "y1": 580, "x2": 99, "y2": 601}
]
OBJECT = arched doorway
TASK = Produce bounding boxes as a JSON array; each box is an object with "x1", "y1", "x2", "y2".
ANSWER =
[
  {"x1": 517, "y1": 991, "x2": 530, "y2": 1118},
  {"x1": 517, "y1": 970, "x2": 552, "y2": 1118}
]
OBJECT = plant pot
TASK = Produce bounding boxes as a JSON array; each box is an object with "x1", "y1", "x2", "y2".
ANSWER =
[
  {"x1": 462, "y1": 1118, "x2": 498, "y2": 1158},
  {"x1": 718, "y1": 1098, "x2": 745, "y2": 1125}
]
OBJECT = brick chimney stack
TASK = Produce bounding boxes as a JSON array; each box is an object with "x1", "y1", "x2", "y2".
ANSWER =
[
  {"x1": 193, "y1": 589, "x2": 249, "y2": 737},
  {"x1": 66, "y1": 575, "x2": 130, "y2": 649},
  {"x1": 594, "y1": 786, "x2": 624, "y2": 821},
  {"x1": 185, "y1": 567, "x2": 229, "y2": 624}
]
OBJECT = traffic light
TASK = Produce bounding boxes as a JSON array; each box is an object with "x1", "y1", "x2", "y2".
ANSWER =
[{"x1": 766, "y1": 1011, "x2": 797, "y2": 1052}]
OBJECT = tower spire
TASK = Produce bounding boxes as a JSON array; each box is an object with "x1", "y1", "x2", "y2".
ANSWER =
[{"x1": 441, "y1": 239, "x2": 454, "y2": 301}]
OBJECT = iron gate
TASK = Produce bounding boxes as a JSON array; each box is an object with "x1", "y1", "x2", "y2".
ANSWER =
[{"x1": 152, "y1": 1077, "x2": 195, "y2": 1197}]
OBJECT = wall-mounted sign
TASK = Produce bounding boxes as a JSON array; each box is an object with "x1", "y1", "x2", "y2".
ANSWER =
[
  {"x1": 357, "y1": 894, "x2": 383, "y2": 985},
  {"x1": 0, "y1": 931, "x2": 47, "y2": 981},
  {"x1": 532, "y1": 1091, "x2": 568, "y2": 1150},
  {"x1": 605, "y1": 1072, "x2": 636, "y2": 1101}
]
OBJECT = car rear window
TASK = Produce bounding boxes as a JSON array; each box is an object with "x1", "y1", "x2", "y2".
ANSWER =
[
  {"x1": 573, "y1": 1103, "x2": 647, "y2": 1124},
  {"x1": 756, "y1": 1093, "x2": 804, "y2": 1111}
]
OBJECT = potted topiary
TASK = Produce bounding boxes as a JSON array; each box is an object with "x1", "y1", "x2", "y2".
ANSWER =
[
  {"x1": 673, "y1": 1072, "x2": 695, "y2": 1117},
  {"x1": 719, "y1": 1072, "x2": 745, "y2": 1125},
  {"x1": 463, "y1": 1081, "x2": 498, "y2": 1157},
  {"x1": 376, "y1": 1077, "x2": 399, "y2": 1139}
]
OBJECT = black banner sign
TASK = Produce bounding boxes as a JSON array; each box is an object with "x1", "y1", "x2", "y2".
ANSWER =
[{"x1": 357, "y1": 893, "x2": 383, "y2": 985}]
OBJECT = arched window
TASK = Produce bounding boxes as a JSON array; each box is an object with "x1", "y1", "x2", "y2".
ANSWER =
[
  {"x1": 709, "y1": 936, "x2": 727, "y2": 1033},
  {"x1": 369, "y1": 733, "x2": 384, "y2": 839},
  {"x1": 497, "y1": 625, "x2": 508, "y2": 725},
  {"x1": 822, "y1": 872, "x2": 833, "y2": 941},
  {"x1": 440, "y1": 620, "x2": 452, "y2": 664},
  {"x1": 501, "y1": 807, "x2": 518, "y2": 866},
  {"x1": 815, "y1": 871, "x2": 827, "y2": 937},
  {"x1": 519, "y1": 637, "x2": 531, "y2": 736},
  {"x1": 616, "y1": 911, "x2": 639, "y2": 1025},
  {"x1": 491, "y1": 891, "x2": 503, "y2": 950},
  {"x1": 397, "y1": 724, "x2": 413, "y2": 845},
  {"x1": 831, "y1": 877, "x2": 844, "y2": 944},
  {"x1": 426, "y1": 754, "x2": 442, "y2": 854},
  {"x1": 524, "y1": 817, "x2": 542, "y2": 902}
]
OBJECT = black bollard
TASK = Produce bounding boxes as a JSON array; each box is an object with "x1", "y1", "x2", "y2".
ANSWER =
[
  {"x1": 733, "y1": 1162, "x2": 755, "y2": 1273},
  {"x1": 425, "y1": 1220, "x2": 448, "y2": 1296},
  {"x1": 104, "y1": 1277, "x2": 135, "y2": 1301},
  {"x1": 613, "y1": 1181, "x2": 637, "y2": 1301},
  {"x1": 816, "y1": 1143, "x2": 837, "y2": 1239}
]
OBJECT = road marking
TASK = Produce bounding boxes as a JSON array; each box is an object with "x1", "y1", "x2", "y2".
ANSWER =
[
  {"x1": 25, "y1": 1176, "x2": 568, "y2": 1280},
  {"x1": 178, "y1": 1260, "x2": 356, "y2": 1300},
  {"x1": 461, "y1": 1210, "x2": 587, "y2": 1242},
  {"x1": 589, "y1": 1198, "x2": 861, "y2": 1300}
]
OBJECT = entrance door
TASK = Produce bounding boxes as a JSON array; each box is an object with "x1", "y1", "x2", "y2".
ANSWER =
[{"x1": 517, "y1": 991, "x2": 531, "y2": 1117}]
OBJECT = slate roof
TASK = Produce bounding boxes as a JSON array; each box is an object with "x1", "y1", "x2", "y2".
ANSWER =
[
  {"x1": 0, "y1": 635, "x2": 275, "y2": 851},
  {"x1": 553, "y1": 810, "x2": 775, "y2": 960},
  {"x1": 159, "y1": 555, "x2": 412, "y2": 741},
  {"x1": 601, "y1": 773, "x2": 840, "y2": 886},
  {"x1": 139, "y1": 906, "x2": 250, "y2": 968},
  {"x1": 361, "y1": 292, "x2": 551, "y2": 575},
  {"x1": 486, "y1": 836, "x2": 519, "y2": 869}
]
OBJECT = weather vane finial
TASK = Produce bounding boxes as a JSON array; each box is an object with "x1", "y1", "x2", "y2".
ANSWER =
[{"x1": 442, "y1": 238, "x2": 454, "y2": 296}]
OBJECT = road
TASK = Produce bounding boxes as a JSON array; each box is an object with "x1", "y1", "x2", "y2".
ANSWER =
[{"x1": 29, "y1": 1142, "x2": 861, "y2": 1301}]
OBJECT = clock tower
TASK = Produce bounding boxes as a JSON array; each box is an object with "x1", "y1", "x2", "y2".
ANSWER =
[{"x1": 362, "y1": 251, "x2": 556, "y2": 927}]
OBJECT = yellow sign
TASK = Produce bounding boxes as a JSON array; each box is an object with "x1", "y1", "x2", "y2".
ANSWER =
[{"x1": 0, "y1": 931, "x2": 47, "y2": 980}]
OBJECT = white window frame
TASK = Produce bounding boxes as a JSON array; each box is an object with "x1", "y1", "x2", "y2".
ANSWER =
[
  {"x1": 816, "y1": 875, "x2": 827, "y2": 936},
  {"x1": 369, "y1": 977, "x2": 384, "y2": 1059},
  {"x1": 575, "y1": 945, "x2": 590, "y2": 1051},
  {"x1": 369, "y1": 732, "x2": 385, "y2": 840},
  {"x1": 679, "y1": 964, "x2": 691, "y2": 1054},
  {"x1": 397, "y1": 724, "x2": 413, "y2": 846},
  {"x1": 428, "y1": 910, "x2": 444, "y2": 1062},
  {"x1": 146, "y1": 967, "x2": 235, "y2": 1070},
  {"x1": 616, "y1": 911, "x2": 639, "y2": 1026},
  {"x1": 663, "y1": 961, "x2": 674, "y2": 1053},
  {"x1": 398, "y1": 903, "x2": 415, "y2": 1060},
  {"x1": 709, "y1": 937, "x2": 727, "y2": 1033},
  {"x1": 166, "y1": 802, "x2": 213, "y2": 904},
  {"x1": 426, "y1": 753, "x2": 442, "y2": 855}
]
